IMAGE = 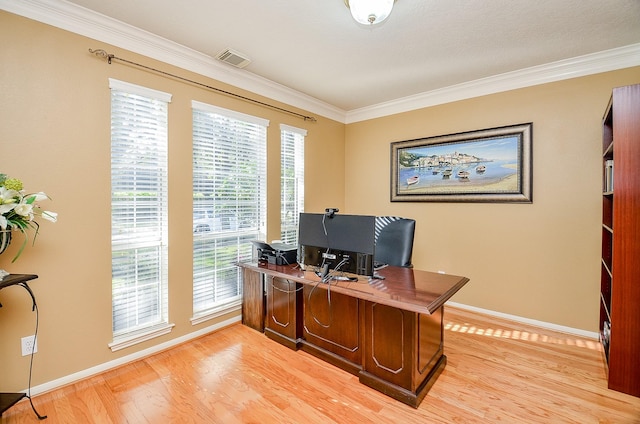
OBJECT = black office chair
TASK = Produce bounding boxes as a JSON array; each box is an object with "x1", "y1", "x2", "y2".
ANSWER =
[{"x1": 374, "y1": 216, "x2": 416, "y2": 268}]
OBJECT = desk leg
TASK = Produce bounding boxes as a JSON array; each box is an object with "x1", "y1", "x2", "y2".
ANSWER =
[
  {"x1": 241, "y1": 269, "x2": 265, "y2": 332},
  {"x1": 264, "y1": 276, "x2": 302, "y2": 350},
  {"x1": 360, "y1": 303, "x2": 445, "y2": 408}
]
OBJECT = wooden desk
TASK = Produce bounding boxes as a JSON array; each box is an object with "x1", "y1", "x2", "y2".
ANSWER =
[{"x1": 239, "y1": 262, "x2": 469, "y2": 407}]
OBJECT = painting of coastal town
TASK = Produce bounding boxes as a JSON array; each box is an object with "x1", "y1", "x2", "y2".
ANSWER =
[{"x1": 391, "y1": 123, "x2": 532, "y2": 203}]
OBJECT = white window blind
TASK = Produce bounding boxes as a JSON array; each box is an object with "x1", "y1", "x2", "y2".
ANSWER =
[
  {"x1": 280, "y1": 124, "x2": 306, "y2": 245},
  {"x1": 110, "y1": 79, "x2": 171, "y2": 344},
  {"x1": 192, "y1": 101, "x2": 268, "y2": 318}
]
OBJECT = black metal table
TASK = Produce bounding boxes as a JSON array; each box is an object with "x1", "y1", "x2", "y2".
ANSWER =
[{"x1": 0, "y1": 274, "x2": 47, "y2": 420}]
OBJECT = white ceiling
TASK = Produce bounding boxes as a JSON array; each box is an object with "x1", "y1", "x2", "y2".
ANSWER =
[{"x1": 4, "y1": 0, "x2": 640, "y2": 120}]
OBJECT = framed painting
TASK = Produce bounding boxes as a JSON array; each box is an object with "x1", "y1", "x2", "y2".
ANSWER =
[{"x1": 390, "y1": 123, "x2": 532, "y2": 203}]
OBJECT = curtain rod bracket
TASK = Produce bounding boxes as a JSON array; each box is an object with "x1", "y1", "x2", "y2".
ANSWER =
[
  {"x1": 89, "y1": 48, "x2": 114, "y2": 64},
  {"x1": 88, "y1": 47, "x2": 316, "y2": 122}
]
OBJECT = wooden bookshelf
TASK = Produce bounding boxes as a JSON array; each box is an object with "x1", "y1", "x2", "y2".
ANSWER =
[{"x1": 599, "y1": 83, "x2": 640, "y2": 397}]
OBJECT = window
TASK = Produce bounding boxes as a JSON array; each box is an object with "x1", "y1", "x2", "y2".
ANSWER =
[
  {"x1": 109, "y1": 79, "x2": 173, "y2": 350},
  {"x1": 192, "y1": 101, "x2": 268, "y2": 322},
  {"x1": 280, "y1": 124, "x2": 306, "y2": 245}
]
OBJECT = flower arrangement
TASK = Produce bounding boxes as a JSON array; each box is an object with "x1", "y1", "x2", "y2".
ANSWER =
[{"x1": 0, "y1": 173, "x2": 57, "y2": 262}]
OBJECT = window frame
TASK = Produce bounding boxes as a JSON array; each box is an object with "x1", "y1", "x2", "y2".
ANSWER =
[
  {"x1": 108, "y1": 78, "x2": 174, "y2": 351},
  {"x1": 280, "y1": 124, "x2": 306, "y2": 245},
  {"x1": 191, "y1": 100, "x2": 268, "y2": 324}
]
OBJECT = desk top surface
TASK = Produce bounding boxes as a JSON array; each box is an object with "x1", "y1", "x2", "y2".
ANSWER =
[{"x1": 238, "y1": 262, "x2": 469, "y2": 315}]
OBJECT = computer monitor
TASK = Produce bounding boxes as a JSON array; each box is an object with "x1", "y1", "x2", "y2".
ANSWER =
[{"x1": 298, "y1": 212, "x2": 376, "y2": 278}]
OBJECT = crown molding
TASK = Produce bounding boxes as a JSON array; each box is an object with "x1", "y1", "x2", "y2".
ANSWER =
[
  {"x1": 2, "y1": 0, "x2": 639, "y2": 125},
  {"x1": 346, "y1": 43, "x2": 640, "y2": 123},
  {"x1": 0, "y1": 0, "x2": 346, "y2": 123}
]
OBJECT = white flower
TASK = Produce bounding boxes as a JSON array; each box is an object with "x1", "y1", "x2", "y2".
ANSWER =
[
  {"x1": 33, "y1": 192, "x2": 49, "y2": 201},
  {"x1": 41, "y1": 210, "x2": 58, "y2": 223},
  {"x1": 0, "y1": 187, "x2": 18, "y2": 205},
  {"x1": 0, "y1": 203, "x2": 17, "y2": 216},
  {"x1": 13, "y1": 202, "x2": 34, "y2": 219},
  {"x1": 0, "y1": 173, "x2": 57, "y2": 262}
]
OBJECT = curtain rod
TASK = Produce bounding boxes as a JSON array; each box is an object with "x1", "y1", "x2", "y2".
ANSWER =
[{"x1": 88, "y1": 48, "x2": 317, "y2": 122}]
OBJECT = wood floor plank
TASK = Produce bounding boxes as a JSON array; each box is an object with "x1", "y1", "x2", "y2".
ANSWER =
[{"x1": 3, "y1": 306, "x2": 640, "y2": 423}]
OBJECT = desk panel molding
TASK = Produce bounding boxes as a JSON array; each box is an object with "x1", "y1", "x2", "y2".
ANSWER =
[{"x1": 239, "y1": 262, "x2": 468, "y2": 407}]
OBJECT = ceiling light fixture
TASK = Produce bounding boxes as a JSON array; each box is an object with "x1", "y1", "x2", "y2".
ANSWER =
[{"x1": 344, "y1": 0, "x2": 396, "y2": 26}]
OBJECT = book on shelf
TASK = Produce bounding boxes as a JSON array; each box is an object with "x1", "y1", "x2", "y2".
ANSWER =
[{"x1": 604, "y1": 159, "x2": 614, "y2": 193}]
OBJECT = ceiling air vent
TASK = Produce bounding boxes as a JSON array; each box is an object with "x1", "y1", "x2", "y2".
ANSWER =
[{"x1": 215, "y1": 48, "x2": 251, "y2": 68}]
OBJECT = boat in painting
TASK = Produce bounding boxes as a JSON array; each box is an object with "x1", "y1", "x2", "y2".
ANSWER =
[{"x1": 407, "y1": 175, "x2": 419, "y2": 185}]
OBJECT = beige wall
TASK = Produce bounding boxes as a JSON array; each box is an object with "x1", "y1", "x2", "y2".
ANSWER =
[
  {"x1": 0, "y1": 11, "x2": 343, "y2": 391},
  {"x1": 344, "y1": 68, "x2": 640, "y2": 330},
  {"x1": 1, "y1": 10, "x2": 639, "y2": 393}
]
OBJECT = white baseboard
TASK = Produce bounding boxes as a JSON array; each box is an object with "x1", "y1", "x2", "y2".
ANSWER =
[
  {"x1": 23, "y1": 315, "x2": 241, "y2": 396},
  {"x1": 23, "y1": 304, "x2": 598, "y2": 396},
  {"x1": 446, "y1": 302, "x2": 599, "y2": 340}
]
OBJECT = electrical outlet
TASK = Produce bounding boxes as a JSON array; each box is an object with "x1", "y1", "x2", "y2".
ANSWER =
[{"x1": 21, "y1": 335, "x2": 37, "y2": 356}]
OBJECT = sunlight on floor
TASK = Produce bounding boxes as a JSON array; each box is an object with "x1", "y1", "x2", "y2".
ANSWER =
[{"x1": 444, "y1": 321, "x2": 601, "y2": 351}]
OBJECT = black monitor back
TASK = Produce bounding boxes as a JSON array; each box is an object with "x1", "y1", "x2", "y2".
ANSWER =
[{"x1": 298, "y1": 213, "x2": 375, "y2": 276}]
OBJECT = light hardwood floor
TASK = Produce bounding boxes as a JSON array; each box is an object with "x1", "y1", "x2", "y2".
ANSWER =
[{"x1": 4, "y1": 307, "x2": 640, "y2": 423}]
